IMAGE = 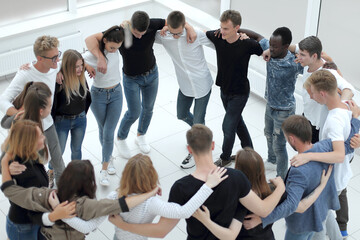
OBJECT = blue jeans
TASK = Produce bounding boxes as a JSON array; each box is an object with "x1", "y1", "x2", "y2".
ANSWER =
[
  {"x1": 177, "y1": 89, "x2": 211, "y2": 126},
  {"x1": 285, "y1": 228, "x2": 314, "y2": 240},
  {"x1": 220, "y1": 91, "x2": 252, "y2": 161},
  {"x1": 264, "y1": 104, "x2": 295, "y2": 179},
  {"x1": 91, "y1": 83, "x2": 122, "y2": 163},
  {"x1": 54, "y1": 111, "x2": 87, "y2": 160},
  {"x1": 6, "y1": 216, "x2": 41, "y2": 240},
  {"x1": 118, "y1": 65, "x2": 158, "y2": 139}
]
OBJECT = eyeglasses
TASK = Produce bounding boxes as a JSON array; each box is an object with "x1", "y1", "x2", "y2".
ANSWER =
[
  {"x1": 41, "y1": 51, "x2": 62, "y2": 63},
  {"x1": 167, "y1": 30, "x2": 184, "y2": 37}
]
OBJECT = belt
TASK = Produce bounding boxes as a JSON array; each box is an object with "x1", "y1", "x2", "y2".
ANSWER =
[
  {"x1": 57, "y1": 111, "x2": 84, "y2": 120},
  {"x1": 140, "y1": 64, "x2": 157, "y2": 77}
]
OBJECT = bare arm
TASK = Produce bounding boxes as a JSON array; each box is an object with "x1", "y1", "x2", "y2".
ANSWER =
[
  {"x1": 296, "y1": 165, "x2": 333, "y2": 213},
  {"x1": 193, "y1": 206, "x2": 242, "y2": 240},
  {"x1": 85, "y1": 32, "x2": 107, "y2": 74},
  {"x1": 340, "y1": 88, "x2": 354, "y2": 101},
  {"x1": 239, "y1": 28, "x2": 264, "y2": 42},
  {"x1": 239, "y1": 177, "x2": 285, "y2": 218},
  {"x1": 108, "y1": 215, "x2": 179, "y2": 238},
  {"x1": 184, "y1": 22, "x2": 197, "y2": 43},
  {"x1": 1, "y1": 152, "x2": 12, "y2": 182},
  {"x1": 290, "y1": 141, "x2": 345, "y2": 167}
]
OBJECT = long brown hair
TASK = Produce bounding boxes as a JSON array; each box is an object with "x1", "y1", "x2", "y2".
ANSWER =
[
  {"x1": 23, "y1": 83, "x2": 52, "y2": 132},
  {"x1": 235, "y1": 148, "x2": 272, "y2": 199},
  {"x1": 119, "y1": 154, "x2": 159, "y2": 197},
  {"x1": 6, "y1": 119, "x2": 42, "y2": 164},
  {"x1": 12, "y1": 82, "x2": 49, "y2": 109},
  {"x1": 57, "y1": 160, "x2": 96, "y2": 202},
  {"x1": 60, "y1": 49, "x2": 87, "y2": 103}
]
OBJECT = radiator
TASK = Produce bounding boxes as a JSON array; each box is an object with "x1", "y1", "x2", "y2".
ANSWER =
[{"x1": 0, "y1": 32, "x2": 84, "y2": 76}]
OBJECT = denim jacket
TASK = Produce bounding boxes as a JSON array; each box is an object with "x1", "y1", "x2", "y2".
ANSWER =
[
  {"x1": 259, "y1": 38, "x2": 303, "y2": 110},
  {"x1": 262, "y1": 118, "x2": 360, "y2": 233}
]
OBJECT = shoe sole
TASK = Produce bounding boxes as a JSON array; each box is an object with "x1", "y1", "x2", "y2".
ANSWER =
[
  {"x1": 100, "y1": 182, "x2": 110, "y2": 186},
  {"x1": 107, "y1": 171, "x2": 116, "y2": 175},
  {"x1": 180, "y1": 164, "x2": 195, "y2": 169},
  {"x1": 215, "y1": 161, "x2": 231, "y2": 167}
]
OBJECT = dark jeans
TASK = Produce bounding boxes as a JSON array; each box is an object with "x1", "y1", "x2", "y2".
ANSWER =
[
  {"x1": 336, "y1": 188, "x2": 348, "y2": 231},
  {"x1": 220, "y1": 91, "x2": 252, "y2": 161}
]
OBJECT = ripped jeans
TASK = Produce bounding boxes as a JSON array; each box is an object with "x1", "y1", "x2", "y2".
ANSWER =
[{"x1": 264, "y1": 104, "x2": 295, "y2": 179}]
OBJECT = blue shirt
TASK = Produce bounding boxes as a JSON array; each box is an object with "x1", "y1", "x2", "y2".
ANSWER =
[
  {"x1": 259, "y1": 38, "x2": 303, "y2": 110},
  {"x1": 262, "y1": 118, "x2": 360, "y2": 233}
]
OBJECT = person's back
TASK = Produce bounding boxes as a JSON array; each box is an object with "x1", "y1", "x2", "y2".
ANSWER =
[
  {"x1": 169, "y1": 168, "x2": 250, "y2": 239},
  {"x1": 284, "y1": 159, "x2": 338, "y2": 232}
]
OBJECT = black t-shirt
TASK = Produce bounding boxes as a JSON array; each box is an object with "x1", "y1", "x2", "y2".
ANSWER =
[
  {"x1": 119, "y1": 18, "x2": 165, "y2": 76},
  {"x1": 8, "y1": 155, "x2": 49, "y2": 224},
  {"x1": 206, "y1": 30, "x2": 263, "y2": 95},
  {"x1": 168, "y1": 168, "x2": 251, "y2": 240},
  {"x1": 236, "y1": 183, "x2": 277, "y2": 240},
  {"x1": 52, "y1": 82, "x2": 91, "y2": 117}
]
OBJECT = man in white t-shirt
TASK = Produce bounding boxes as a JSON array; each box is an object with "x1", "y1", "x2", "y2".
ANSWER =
[
  {"x1": 155, "y1": 11, "x2": 214, "y2": 169},
  {"x1": 295, "y1": 36, "x2": 355, "y2": 142},
  {"x1": 295, "y1": 36, "x2": 356, "y2": 238},
  {"x1": 291, "y1": 69, "x2": 353, "y2": 239},
  {"x1": 0, "y1": 35, "x2": 65, "y2": 185}
]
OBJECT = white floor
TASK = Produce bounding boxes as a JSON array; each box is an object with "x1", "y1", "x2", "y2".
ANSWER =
[{"x1": 1, "y1": 43, "x2": 360, "y2": 240}]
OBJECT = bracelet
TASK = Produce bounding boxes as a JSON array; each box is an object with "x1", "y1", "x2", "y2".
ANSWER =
[{"x1": 118, "y1": 196, "x2": 129, "y2": 212}]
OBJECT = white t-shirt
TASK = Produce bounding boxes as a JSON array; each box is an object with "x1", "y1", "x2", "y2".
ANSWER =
[
  {"x1": 301, "y1": 66, "x2": 355, "y2": 130},
  {"x1": 155, "y1": 29, "x2": 214, "y2": 98},
  {"x1": 320, "y1": 107, "x2": 353, "y2": 191},
  {"x1": 83, "y1": 50, "x2": 121, "y2": 88},
  {"x1": 0, "y1": 62, "x2": 60, "y2": 130}
]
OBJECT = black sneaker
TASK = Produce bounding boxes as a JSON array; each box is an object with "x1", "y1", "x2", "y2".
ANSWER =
[
  {"x1": 181, "y1": 153, "x2": 195, "y2": 169},
  {"x1": 214, "y1": 158, "x2": 231, "y2": 167}
]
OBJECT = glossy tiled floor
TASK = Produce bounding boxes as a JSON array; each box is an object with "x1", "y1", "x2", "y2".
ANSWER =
[{"x1": 0, "y1": 43, "x2": 360, "y2": 239}]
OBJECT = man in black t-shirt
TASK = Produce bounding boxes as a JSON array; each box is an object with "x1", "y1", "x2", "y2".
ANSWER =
[
  {"x1": 107, "y1": 124, "x2": 285, "y2": 239},
  {"x1": 86, "y1": 11, "x2": 197, "y2": 160},
  {"x1": 206, "y1": 10, "x2": 263, "y2": 167}
]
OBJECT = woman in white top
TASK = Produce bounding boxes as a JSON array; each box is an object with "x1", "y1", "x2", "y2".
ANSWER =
[
  {"x1": 50, "y1": 153, "x2": 227, "y2": 239},
  {"x1": 83, "y1": 25, "x2": 124, "y2": 186}
]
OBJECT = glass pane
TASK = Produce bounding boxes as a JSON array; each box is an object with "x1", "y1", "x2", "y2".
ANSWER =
[
  {"x1": 318, "y1": 0, "x2": 360, "y2": 89},
  {"x1": 0, "y1": 0, "x2": 68, "y2": 27},
  {"x1": 180, "y1": 0, "x2": 221, "y2": 18},
  {"x1": 230, "y1": 0, "x2": 307, "y2": 44},
  {"x1": 77, "y1": 0, "x2": 108, "y2": 8}
]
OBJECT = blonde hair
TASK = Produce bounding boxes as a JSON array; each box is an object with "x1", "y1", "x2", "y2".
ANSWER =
[
  {"x1": 60, "y1": 50, "x2": 87, "y2": 103},
  {"x1": 119, "y1": 154, "x2": 159, "y2": 197},
  {"x1": 305, "y1": 70, "x2": 337, "y2": 95},
  {"x1": 6, "y1": 120, "x2": 43, "y2": 164},
  {"x1": 33, "y1": 35, "x2": 59, "y2": 57}
]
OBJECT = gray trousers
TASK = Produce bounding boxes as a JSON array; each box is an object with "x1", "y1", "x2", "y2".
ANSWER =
[
  {"x1": 312, "y1": 208, "x2": 342, "y2": 240},
  {"x1": 44, "y1": 124, "x2": 65, "y2": 184}
]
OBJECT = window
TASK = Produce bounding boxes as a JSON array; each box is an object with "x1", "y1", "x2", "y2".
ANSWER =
[
  {"x1": 318, "y1": 0, "x2": 360, "y2": 89},
  {"x1": 0, "y1": 0, "x2": 68, "y2": 27}
]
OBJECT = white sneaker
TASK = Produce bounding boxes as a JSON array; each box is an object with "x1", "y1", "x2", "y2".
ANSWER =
[
  {"x1": 135, "y1": 135, "x2": 151, "y2": 153},
  {"x1": 100, "y1": 170, "x2": 110, "y2": 186},
  {"x1": 116, "y1": 139, "x2": 131, "y2": 159},
  {"x1": 107, "y1": 156, "x2": 116, "y2": 175},
  {"x1": 264, "y1": 161, "x2": 277, "y2": 171},
  {"x1": 180, "y1": 153, "x2": 195, "y2": 169}
]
